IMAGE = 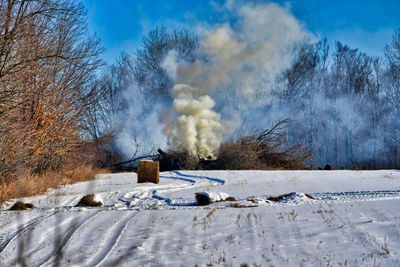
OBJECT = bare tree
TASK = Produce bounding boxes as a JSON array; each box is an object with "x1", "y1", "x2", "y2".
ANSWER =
[
  {"x1": 385, "y1": 30, "x2": 400, "y2": 83},
  {"x1": 134, "y1": 26, "x2": 198, "y2": 101},
  {"x1": 0, "y1": 0, "x2": 103, "y2": 178}
]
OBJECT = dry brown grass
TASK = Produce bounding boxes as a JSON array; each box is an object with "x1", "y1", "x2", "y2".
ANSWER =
[
  {"x1": 0, "y1": 165, "x2": 107, "y2": 207},
  {"x1": 268, "y1": 193, "x2": 315, "y2": 202},
  {"x1": 267, "y1": 193, "x2": 292, "y2": 202},
  {"x1": 224, "y1": 196, "x2": 237, "y2": 201}
]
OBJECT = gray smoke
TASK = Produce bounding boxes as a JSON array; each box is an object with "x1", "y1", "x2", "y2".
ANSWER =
[{"x1": 160, "y1": 1, "x2": 310, "y2": 157}]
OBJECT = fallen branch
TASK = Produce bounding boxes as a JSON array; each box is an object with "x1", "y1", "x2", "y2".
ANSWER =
[{"x1": 108, "y1": 154, "x2": 157, "y2": 167}]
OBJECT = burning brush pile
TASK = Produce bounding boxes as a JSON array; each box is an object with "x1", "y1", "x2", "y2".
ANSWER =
[{"x1": 156, "y1": 119, "x2": 310, "y2": 171}]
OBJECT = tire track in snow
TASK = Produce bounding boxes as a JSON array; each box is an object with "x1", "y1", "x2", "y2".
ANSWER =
[
  {"x1": 119, "y1": 173, "x2": 216, "y2": 209},
  {"x1": 310, "y1": 190, "x2": 400, "y2": 202},
  {"x1": 171, "y1": 171, "x2": 225, "y2": 184},
  {"x1": 39, "y1": 211, "x2": 106, "y2": 266},
  {"x1": 118, "y1": 181, "x2": 400, "y2": 210},
  {"x1": 85, "y1": 211, "x2": 139, "y2": 267},
  {"x1": 23, "y1": 212, "x2": 82, "y2": 259},
  {"x1": 265, "y1": 190, "x2": 400, "y2": 207},
  {"x1": 151, "y1": 171, "x2": 225, "y2": 208},
  {"x1": 159, "y1": 175, "x2": 196, "y2": 184},
  {"x1": 0, "y1": 212, "x2": 57, "y2": 254}
]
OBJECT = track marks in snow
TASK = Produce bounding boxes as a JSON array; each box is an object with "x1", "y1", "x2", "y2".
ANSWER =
[
  {"x1": 22, "y1": 213, "x2": 80, "y2": 260},
  {"x1": 84, "y1": 211, "x2": 139, "y2": 266},
  {"x1": 114, "y1": 172, "x2": 400, "y2": 212},
  {"x1": 311, "y1": 190, "x2": 400, "y2": 202},
  {"x1": 171, "y1": 170, "x2": 225, "y2": 184},
  {"x1": 39, "y1": 211, "x2": 105, "y2": 266},
  {"x1": 0, "y1": 212, "x2": 56, "y2": 255},
  {"x1": 117, "y1": 171, "x2": 225, "y2": 209},
  {"x1": 159, "y1": 175, "x2": 195, "y2": 184},
  {"x1": 120, "y1": 171, "x2": 400, "y2": 210}
]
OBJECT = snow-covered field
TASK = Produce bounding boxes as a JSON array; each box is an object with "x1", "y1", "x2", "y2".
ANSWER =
[{"x1": 1, "y1": 170, "x2": 400, "y2": 266}]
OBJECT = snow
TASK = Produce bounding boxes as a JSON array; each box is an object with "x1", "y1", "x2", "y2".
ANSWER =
[{"x1": 1, "y1": 170, "x2": 400, "y2": 266}]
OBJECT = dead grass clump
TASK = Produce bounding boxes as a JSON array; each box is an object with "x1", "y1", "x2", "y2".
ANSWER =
[
  {"x1": 61, "y1": 165, "x2": 106, "y2": 184},
  {"x1": 0, "y1": 165, "x2": 107, "y2": 207},
  {"x1": 75, "y1": 194, "x2": 102, "y2": 207},
  {"x1": 304, "y1": 193, "x2": 315, "y2": 200},
  {"x1": 268, "y1": 193, "x2": 315, "y2": 201},
  {"x1": 267, "y1": 193, "x2": 291, "y2": 202},
  {"x1": 9, "y1": 201, "x2": 35, "y2": 210}
]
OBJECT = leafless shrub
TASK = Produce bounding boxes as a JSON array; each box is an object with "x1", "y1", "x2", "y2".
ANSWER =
[{"x1": 215, "y1": 119, "x2": 311, "y2": 170}]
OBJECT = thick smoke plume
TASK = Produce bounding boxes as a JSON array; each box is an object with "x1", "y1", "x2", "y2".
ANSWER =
[
  {"x1": 161, "y1": 1, "x2": 309, "y2": 157},
  {"x1": 170, "y1": 84, "x2": 224, "y2": 157}
]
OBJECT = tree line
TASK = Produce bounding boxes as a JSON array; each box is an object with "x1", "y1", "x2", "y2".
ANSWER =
[
  {"x1": 282, "y1": 36, "x2": 400, "y2": 168},
  {"x1": 96, "y1": 27, "x2": 400, "y2": 170},
  {"x1": 1, "y1": 0, "x2": 400, "y2": 181}
]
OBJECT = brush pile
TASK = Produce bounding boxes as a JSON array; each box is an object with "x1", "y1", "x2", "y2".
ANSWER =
[{"x1": 157, "y1": 120, "x2": 310, "y2": 171}]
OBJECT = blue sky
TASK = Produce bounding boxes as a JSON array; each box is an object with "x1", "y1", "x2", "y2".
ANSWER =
[{"x1": 82, "y1": 0, "x2": 400, "y2": 64}]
